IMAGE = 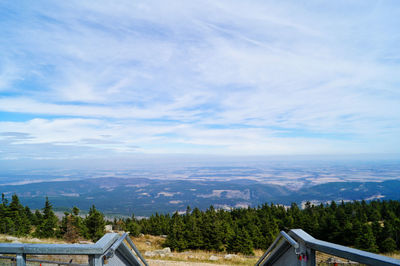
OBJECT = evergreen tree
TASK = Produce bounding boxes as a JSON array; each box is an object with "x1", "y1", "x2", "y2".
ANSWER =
[
  {"x1": 395, "y1": 218, "x2": 400, "y2": 249},
  {"x1": 85, "y1": 205, "x2": 105, "y2": 241},
  {"x1": 0, "y1": 196, "x2": 390, "y2": 255},
  {"x1": 60, "y1": 207, "x2": 85, "y2": 242},
  {"x1": 126, "y1": 220, "x2": 141, "y2": 237},
  {"x1": 0, "y1": 194, "x2": 12, "y2": 234},
  {"x1": 201, "y1": 206, "x2": 224, "y2": 251},
  {"x1": 32, "y1": 209, "x2": 43, "y2": 226},
  {"x1": 63, "y1": 214, "x2": 80, "y2": 242},
  {"x1": 125, "y1": 215, "x2": 141, "y2": 237},
  {"x1": 380, "y1": 237, "x2": 397, "y2": 253},
  {"x1": 226, "y1": 225, "x2": 254, "y2": 255},
  {"x1": 25, "y1": 206, "x2": 34, "y2": 223},
  {"x1": 35, "y1": 197, "x2": 58, "y2": 238},
  {"x1": 186, "y1": 208, "x2": 204, "y2": 249},
  {"x1": 72, "y1": 206, "x2": 80, "y2": 216},
  {"x1": 164, "y1": 212, "x2": 187, "y2": 251},
  {"x1": 355, "y1": 224, "x2": 379, "y2": 253},
  {"x1": 73, "y1": 207, "x2": 88, "y2": 238},
  {"x1": 8, "y1": 194, "x2": 31, "y2": 236},
  {"x1": 138, "y1": 200, "x2": 400, "y2": 254}
]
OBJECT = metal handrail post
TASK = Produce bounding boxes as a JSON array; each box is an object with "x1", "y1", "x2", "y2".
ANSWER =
[
  {"x1": 125, "y1": 235, "x2": 149, "y2": 266},
  {"x1": 88, "y1": 254, "x2": 102, "y2": 266},
  {"x1": 255, "y1": 232, "x2": 283, "y2": 265},
  {"x1": 255, "y1": 230, "x2": 300, "y2": 265},
  {"x1": 280, "y1": 231, "x2": 299, "y2": 249},
  {"x1": 16, "y1": 253, "x2": 26, "y2": 266}
]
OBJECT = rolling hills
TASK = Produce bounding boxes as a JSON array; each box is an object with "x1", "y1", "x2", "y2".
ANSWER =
[{"x1": 1, "y1": 177, "x2": 399, "y2": 216}]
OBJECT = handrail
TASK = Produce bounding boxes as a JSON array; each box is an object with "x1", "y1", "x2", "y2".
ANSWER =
[
  {"x1": 103, "y1": 233, "x2": 148, "y2": 266},
  {"x1": 290, "y1": 229, "x2": 400, "y2": 266},
  {"x1": 0, "y1": 255, "x2": 87, "y2": 266},
  {"x1": 280, "y1": 231, "x2": 299, "y2": 250},
  {"x1": 125, "y1": 233, "x2": 149, "y2": 266},
  {"x1": 255, "y1": 230, "x2": 299, "y2": 265},
  {"x1": 108, "y1": 233, "x2": 129, "y2": 254},
  {"x1": 257, "y1": 229, "x2": 400, "y2": 266},
  {"x1": 0, "y1": 233, "x2": 119, "y2": 255},
  {"x1": 0, "y1": 233, "x2": 148, "y2": 266}
]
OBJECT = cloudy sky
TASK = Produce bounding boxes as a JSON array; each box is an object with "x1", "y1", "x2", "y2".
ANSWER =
[{"x1": 0, "y1": 0, "x2": 399, "y2": 161}]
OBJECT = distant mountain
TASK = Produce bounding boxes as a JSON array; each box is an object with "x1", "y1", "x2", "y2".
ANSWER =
[
  {"x1": 0, "y1": 177, "x2": 399, "y2": 216},
  {"x1": 286, "y1": 179, "x2": 400, "y2": 204}
]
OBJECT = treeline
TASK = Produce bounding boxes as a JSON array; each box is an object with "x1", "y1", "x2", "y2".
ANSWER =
[
  {"x1": 114, "y1": 200, "x2": 400, "y2": 255},
  {"x1": 2, "y1": 193, "x2": 400, "y2": 256},
  {"x1": 0, "y1": 194, "x2": 105, "y2": 242}
]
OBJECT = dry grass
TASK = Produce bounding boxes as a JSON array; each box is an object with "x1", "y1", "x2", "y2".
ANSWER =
[
  {"x1": 147, "y1": 250, "x2": 257, "y2": 265},
  {"x1": 0, "y1": 234, "x2": 69, "y2": 244},
  {"x1": 131, "y1": 235, "x2": 262, "y2": 265},
  {"x1": 131, "y1": 234, "x2": 167, "y2": 251},
  {"x1": 382, "y1": 251, "x2": 400, "y2": 260}
]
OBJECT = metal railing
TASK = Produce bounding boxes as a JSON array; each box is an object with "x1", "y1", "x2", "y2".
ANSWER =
[
  {"x1": 256, "y1": 230, "x2": 301, "y2": 265},
  {"x1": 0, "y1": 233, "x2": 148, "y2": 266},
  {"x1": 256, "y1": 229, "x2": 400, "y2": 266}
]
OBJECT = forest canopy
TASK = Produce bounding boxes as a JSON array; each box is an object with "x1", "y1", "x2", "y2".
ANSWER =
[{"x1": 1, "y1": 193, "x2": 399, "y2": 255}]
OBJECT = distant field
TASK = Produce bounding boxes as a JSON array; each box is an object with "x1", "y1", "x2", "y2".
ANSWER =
[
  {"x1": 1, "y1": 176, "x2": 400, "y2": 216},
  {"x1": 1, "y1": 160, "x2": 400, "y2": 216}
]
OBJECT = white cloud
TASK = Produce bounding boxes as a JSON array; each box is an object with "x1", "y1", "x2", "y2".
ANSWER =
[{"x1": 0, "y1": 0, "x2": 399, "y2": 158}]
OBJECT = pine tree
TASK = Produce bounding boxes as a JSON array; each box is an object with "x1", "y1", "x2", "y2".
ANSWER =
[
  {"x1": 85, "y1": 205, "x2": 105, "y2": 241},
  {"x1": 185, "y1": 208, "x2": 204, "y2": 249},
  {"x1": 394, "y1": 218, "x2": 400, "y2": 249},
  {"x1": 96, "y1": 200, "x2": 400, "y2": 254},
  {"x1": 35, "y1": 197, "x2": 58, "y2": 238},
  {"x1": 59, "y1": 207, "x2": 85, "y2": 242},
  {"x1": 164, "y1": 212, "x2": 187, "y2": 251},
  {"x1": 126, "y1": 220, "x2": 141, "y2": 237},
  {"x1": 0, "y1": 194, "x2": 12, "y2": 234},
  {"x1": 8, "y1": 194, "x2": 31, "y2": 236},
  {"x1": 355, "y1": 224, "x2": 379, "y2": 253},
  {"x1": 380, "y1": 237, "x2": 397, "y2": 253},
  {"x1": 72, "y1": 206, "x2": 80, "y2": 216},
  {"x1": 125, "y1": 214, "x2": 141, "y2": 237},
  {"x1": 32, "y1": 209, "x2": 43, "y2": 226},
  {"x1": 226, "y1": 225, "x2": 254, "y2": 255},
  {"x1": 72, "y1": 207, "x2": 88, "y2": 238},
  {"x1": 201, "y1": 206, "x2": 224, "y2": 251},
  {"x1": 63, "y1": 214, "x2": 80, "y2": 242}
]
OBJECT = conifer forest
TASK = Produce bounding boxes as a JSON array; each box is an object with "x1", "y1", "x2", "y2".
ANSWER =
[{"x1": 1, "y1": 193, "x2": 399, "y2": 255}]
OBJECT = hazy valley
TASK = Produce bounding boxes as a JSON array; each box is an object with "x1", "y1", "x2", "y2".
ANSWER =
[{"x1": 1, "y1": 160, "x2": 399, "y2": 216}]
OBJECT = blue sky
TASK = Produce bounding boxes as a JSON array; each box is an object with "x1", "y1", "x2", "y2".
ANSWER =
[{"x1": 0, "y1": 0, "x2": 400, "y2": 161}]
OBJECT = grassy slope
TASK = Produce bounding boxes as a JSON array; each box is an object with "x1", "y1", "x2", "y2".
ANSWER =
[{"x1": 132, "y1": 234, "x2": 266, "y2": 265}]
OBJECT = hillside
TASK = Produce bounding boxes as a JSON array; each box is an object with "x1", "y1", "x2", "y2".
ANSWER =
[{"x1": 1, "y1": 177, "x2": 399, "y2": 216}]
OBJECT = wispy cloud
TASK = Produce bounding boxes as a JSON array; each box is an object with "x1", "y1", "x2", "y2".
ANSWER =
[{"x1": 0, "y1": 0, "x2": 399, "y2": 160}]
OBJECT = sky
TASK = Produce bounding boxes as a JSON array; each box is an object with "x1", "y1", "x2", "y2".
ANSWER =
[{"x1": 0, "y1": 0, "x2": 400, "y2": 163}]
